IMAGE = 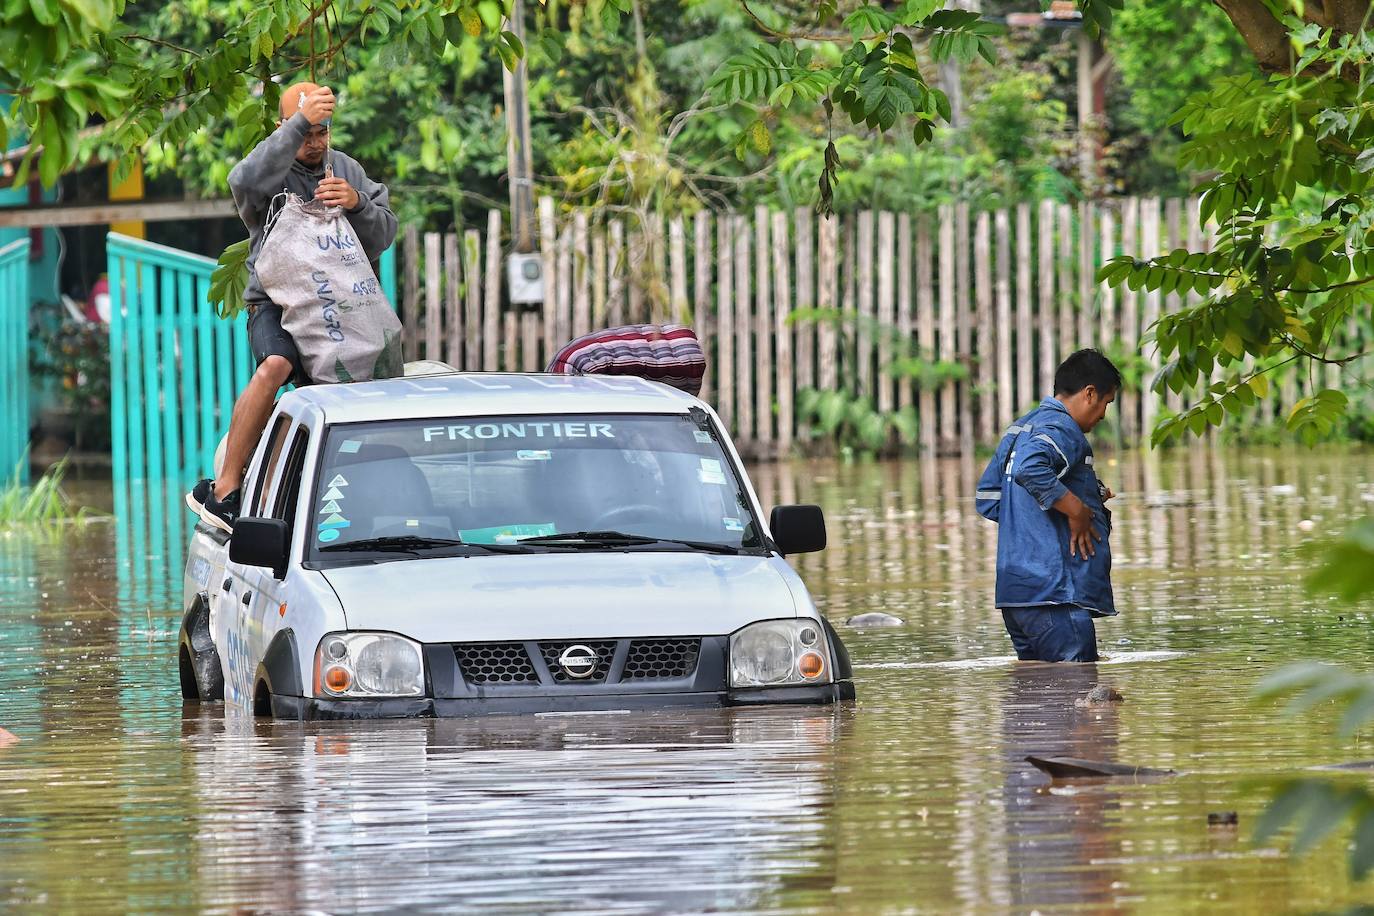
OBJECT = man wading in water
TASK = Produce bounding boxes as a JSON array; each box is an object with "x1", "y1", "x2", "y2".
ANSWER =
[
  {"x1": 186, "y1": 81, "x2": 397, "y2": 531},
  {"x1": 974, "y1": 349, "x2": 1122, "y2": 662}
]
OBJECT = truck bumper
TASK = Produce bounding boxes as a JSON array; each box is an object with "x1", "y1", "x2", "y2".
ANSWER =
[{"x1": 270, "y1": 681, "x2": 855, "y2": 720}]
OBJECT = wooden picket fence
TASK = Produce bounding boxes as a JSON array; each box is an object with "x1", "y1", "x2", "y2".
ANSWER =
[{"x1": 397, "y1": 196, "x2": 1351, "y2": 457}]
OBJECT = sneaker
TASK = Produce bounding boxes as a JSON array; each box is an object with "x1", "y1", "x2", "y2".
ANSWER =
[
  {"x1": 185, "y1": 478, "x2": 213, "y2": 516},
  {"x1": 200, "y1": 488, "x2": 241, "y2": 534}
]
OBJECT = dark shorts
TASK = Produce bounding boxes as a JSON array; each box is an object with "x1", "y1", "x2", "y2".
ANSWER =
[
  {"x1": 247, "y1": 303, "x2": 309, "y2": 387},
  {"x1": 1001, "y1": 605, "x2": 1099, "y2": 663}
]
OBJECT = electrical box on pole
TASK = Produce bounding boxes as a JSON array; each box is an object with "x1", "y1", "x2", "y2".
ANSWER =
[{"x1": 503, "y1": 0, "x2": 544, "y2": 304}]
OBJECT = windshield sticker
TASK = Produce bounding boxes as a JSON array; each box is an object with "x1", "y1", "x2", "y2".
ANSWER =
[
  {"x1": 321, "y1": 499, "x2": 342, "y2": 513},
  {"x1": 699, "y1": 469, "x2": 727, "y2": 485},
  {"x1": 422, "y1": 422, "x2": 615, "y2": 443},
  {"x1": 700, "y1": 458, "x2": 722, "y2": 472},
  {"x1": 329, "y1": 474, "x2": 349, "y2": 487},
  {"x1": 322, "y1": 486, "x2": 345, "y2": 501},
  {"x1": 459, "y1": 522, "x2": 557, "y2": 545},
  {"x1": 722, "y1": 517, "x2": 745, "y2": 532},
  {"x1": 319, "y1": 513, "x2": 350, "y2": 529},
  {"x1": 318, "y1": 528, "x2": 341, "y2": 543},
  {"x1": 338, "y1": 439, "x2": 361, "y2": 453},
  {"x1": 517, "y1": 449, "x2": 552, "y2": 461},
  {"x1": 693, "y1": 430, "x2": 712, "y2": 444}
]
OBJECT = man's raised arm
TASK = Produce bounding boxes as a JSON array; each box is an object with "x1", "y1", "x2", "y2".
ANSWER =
[{"x1": 228, "y1": 113, "x2": 312, "y2": 231}]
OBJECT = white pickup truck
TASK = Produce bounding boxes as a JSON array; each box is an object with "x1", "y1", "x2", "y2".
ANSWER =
[{"x1": 178, "y1": 370, "x2": 854, "y2": 719}]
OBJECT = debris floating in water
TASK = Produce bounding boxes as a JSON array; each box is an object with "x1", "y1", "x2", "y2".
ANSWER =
[
  {"x1": 844, "y1": 612, "x2": 904, "y2": 628},
  {"x1": 1208, "y1": 811, "x2": 1239, "y2": 827},
  {"x1": 1297, "y1": 519, "x2": 1315, "y2": 532},
  {"x1": 0, "y1": 727, "x2": 19, "y2": 747},
  {"x1": 1075, "y1": 684, "x2": 1125, "y2": 707},
  {"x1": 1025, "y1": 755, "x2": 1176, "y2": 779}
]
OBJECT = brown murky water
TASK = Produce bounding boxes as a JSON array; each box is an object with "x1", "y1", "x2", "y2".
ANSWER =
[{"x1": 2, "y1": 446, "x2": 1373, "y2": 912}]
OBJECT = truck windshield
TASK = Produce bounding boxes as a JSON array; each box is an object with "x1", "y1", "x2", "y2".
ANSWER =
[{"x1": 306, "y1": 413, "x2": 763, "y2": 558}]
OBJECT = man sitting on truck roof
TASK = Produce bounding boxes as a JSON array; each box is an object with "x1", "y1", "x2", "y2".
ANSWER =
[{"x1": 186, "y1": 81, "x2": 398, "y2": 532}]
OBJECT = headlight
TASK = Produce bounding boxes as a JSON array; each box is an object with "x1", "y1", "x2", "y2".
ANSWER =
[
  {"x1": 314, "y1": 633, "x2": 425, "y2": 698},
  {"x1": 729, "y1": 619, "x2": 832, "y2": 688}
]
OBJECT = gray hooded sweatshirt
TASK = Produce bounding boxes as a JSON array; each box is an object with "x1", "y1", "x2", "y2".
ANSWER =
[{"x1": 228, "y1": 112, "x2": 398, "y2": 307}]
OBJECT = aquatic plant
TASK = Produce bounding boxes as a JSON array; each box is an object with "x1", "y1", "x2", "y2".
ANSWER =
[{"x1": 0, "y1": 457, "x2": 96, "y2": 526}]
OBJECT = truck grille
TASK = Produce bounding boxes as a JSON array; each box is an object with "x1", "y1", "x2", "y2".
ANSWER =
[
  {"x1": 539, "y1": 640, "x2": 617, "y2": 683},
  {"x1": 451, "y1": 638, "x2": 703, "y2": 686},
  {"x1": 453, "y1": 642, "x2": 538, "y2": 684},
  {"x1": 623, "y1": 639, "x2": 700, "y2": 679}
]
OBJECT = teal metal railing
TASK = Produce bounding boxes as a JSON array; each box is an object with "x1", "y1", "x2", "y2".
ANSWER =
[
  {"x1": 0, "y1": 238, "x2": 31, "y2": 486},
  {"x1": 107, "y1": 234, "x2": 397, "y2": 485},
  {"x1": 108, "y1": 233, "x2": 245, "y2": 491}
]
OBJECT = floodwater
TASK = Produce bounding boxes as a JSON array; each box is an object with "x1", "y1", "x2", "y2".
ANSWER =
[{"x1": 2, "y1": 446, "x2": 1373, "y2": 912}]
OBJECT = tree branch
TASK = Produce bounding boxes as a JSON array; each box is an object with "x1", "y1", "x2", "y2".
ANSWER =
[
  {"x1": 1211, "y1": 0, "x2": 1293, "y2": 73},
  {"x1": 1281, "y1": 333, "x2": 1369, "y2": 365},
  {"x1": 124, "y1": 34, "x2": 203, "y2": 57}
]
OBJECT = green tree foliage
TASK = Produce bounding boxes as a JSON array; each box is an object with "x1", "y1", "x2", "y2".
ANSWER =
[
  {"x1": 1110, "y1": 0, "x2": 1249, "y2": 133},
  {"x1": 706, "y1": 1, "x2": 1021, "y2": 213},
  {"x1": 1096, "y1": 24, "x2": 1374, "y2": 448},
  {"x1": 1092, "y1": 5, "x2": 1374, "y2": 881},
  {"x1": 0, "y1": 0, "x2": 590, "y2": 193}
]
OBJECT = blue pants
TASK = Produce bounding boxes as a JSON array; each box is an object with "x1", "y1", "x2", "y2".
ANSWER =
[{"x1": 1001, "y1": 606, "x2": 1099, "y2": 662}]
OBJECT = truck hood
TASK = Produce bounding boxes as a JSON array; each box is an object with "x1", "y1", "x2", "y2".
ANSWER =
[{"x1": 320, "y1": 552, "x2": 800, "y2": 642}]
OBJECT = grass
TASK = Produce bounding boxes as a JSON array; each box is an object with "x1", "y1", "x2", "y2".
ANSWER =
[{"x1": 0, "y1": 456, "x2": 98, "y2": 525}]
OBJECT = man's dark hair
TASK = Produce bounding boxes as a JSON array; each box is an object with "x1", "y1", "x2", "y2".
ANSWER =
[{"x1": 1054, "y1": 348, "x2": 1122, "y2": 396}]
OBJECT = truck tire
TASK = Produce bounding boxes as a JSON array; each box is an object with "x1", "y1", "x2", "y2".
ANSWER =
[
  {"x1": 178, "y1": 595, "x2": 225, "y2": 701},
  {"x1": 252, "y1": 630, "x2": 303, "y2": 719}
]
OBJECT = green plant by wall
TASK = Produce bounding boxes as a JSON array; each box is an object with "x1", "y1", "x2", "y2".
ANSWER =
[
  {"x1": 0, "y1": 457, "x2": 97, "y2": 526},
  {"x1": 795, "y1": 387, "x2": 918, "y2": 459},
  {"x1": 788, "y1": 306, "x2": 946, "y2": 457}
]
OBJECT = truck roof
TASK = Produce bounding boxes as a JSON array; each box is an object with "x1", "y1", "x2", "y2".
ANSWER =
[{"x1": 282, "y1": 372, "x2": 703, "y2": 424}]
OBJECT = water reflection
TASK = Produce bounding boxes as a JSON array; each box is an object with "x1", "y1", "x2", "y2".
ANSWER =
[
  {"x1": 1, "y1": 446, "x2": 1372, "y2": 910},
  {"x1": 1001, "y1": 663, "x2": 1121, "y2": 910},
  {"x1": 176, "y1": 707, "x2": 848, "y2": 912}
]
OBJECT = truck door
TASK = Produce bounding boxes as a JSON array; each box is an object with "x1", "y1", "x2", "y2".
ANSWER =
[
  {"x1": 250, "y1": 422, "x2": 312, "y2": 667},
  {"x1": 222, "y1": 412, "x2": 294, "y2": 704}
]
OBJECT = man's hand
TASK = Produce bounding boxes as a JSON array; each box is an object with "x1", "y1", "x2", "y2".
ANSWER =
[
  {"x1": 298, "y1": 87, "x2": 335, "y2": 125},
  {"x1": 315, "y1": 176, "x2": 359, "y2": 210},
  {"x1": 1052, "y1": 491, "x2": 1101, "y2": 559}
]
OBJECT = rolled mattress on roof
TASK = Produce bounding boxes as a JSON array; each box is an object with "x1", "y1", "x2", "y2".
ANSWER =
[{"x1": 545, "y1": 324, "x2": 706, "y2": 397}]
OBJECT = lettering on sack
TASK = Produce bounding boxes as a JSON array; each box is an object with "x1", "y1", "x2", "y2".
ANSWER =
[
  {"x1": 316, "y1": 229, "x2": 357, "y2": 251},
  {"x1": 311, "y1": 270, "x2": 347, "y2": 342},
  {"x1": 422, "y1": 422, "x2": 616, "y2": 442}
]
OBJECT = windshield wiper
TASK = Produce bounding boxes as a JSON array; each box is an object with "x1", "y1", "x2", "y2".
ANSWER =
[
  {"x1": 516, "y1": 531, "x2": 741, "y2": 554},
  {"x1": 517, "y1": 530, "x2": 657, "y2": 546},
  {"x1": 319, "y1": 535, "x2": 527, "y2": 555}
]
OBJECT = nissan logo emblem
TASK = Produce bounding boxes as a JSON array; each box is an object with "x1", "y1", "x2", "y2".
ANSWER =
[{"x1": 558, "y1": 645, "x2": 599, "y2": 679}]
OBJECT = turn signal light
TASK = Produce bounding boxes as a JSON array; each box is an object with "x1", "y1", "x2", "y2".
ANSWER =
[
  {"x1": 324, "y1": 665, "x2": 352, "y2": 693},
  {"x1": 798, "y1": 651, "x2": 825, "y2": 679}
]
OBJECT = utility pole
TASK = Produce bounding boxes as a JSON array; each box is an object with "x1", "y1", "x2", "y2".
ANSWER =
[
  {"x1": 503, "y1": 0, "x2": 535, "y2": 254},
  {"x1": 937, "y1": 0, "x2": 980, "y2": 127}
]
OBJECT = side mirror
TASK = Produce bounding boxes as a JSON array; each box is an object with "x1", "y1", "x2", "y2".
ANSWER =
[
  {"x1": 230, "y1": 517, "x2": 290, "y2": 578},
  {"x1": 769, "y1": 504, "x2": 826, "y2": 556}
]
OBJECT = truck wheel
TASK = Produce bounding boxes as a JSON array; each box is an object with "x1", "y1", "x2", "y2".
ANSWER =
[
  {"x1": 179, "y1": 595, "x2": 225, "y2": 701},
  {"x1": 253, "y1": 680, "x2": 273, "y2": 718},
  {"x1": 179, "y1": 646, "x2": 200, "y2": 700}
]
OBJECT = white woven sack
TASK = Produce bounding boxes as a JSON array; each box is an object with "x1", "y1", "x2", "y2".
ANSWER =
[{"x1": 256, "y1": 193, "x2": 402, "y2": 383}]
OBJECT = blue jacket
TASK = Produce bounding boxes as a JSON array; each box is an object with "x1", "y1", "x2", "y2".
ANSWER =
[{"x1": 975, "y1": 398, "x2": 1116, "y2": 617}]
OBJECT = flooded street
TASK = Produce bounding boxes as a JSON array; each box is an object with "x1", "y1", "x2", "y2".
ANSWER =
[{"x1": 2, "y1": 446, "x2": 1373, "y2": 912}]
